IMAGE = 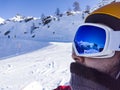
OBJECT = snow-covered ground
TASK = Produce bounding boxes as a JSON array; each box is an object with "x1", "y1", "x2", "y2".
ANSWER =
[
  {"x1": 0, "y1": 39, "x2": 73, "y2": 90},
  {"x1": 0, "y1": 12, "x2": 83, "y2": 90}
]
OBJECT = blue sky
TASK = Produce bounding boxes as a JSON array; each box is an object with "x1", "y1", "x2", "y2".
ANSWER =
[{"x1": 0, "y1": 0, "x2": 99, "y2": 19}]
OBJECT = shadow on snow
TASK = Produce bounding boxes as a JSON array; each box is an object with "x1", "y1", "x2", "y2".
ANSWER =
[{"x1": 0, "y1": 38, "x2": 51, "y2": 60}]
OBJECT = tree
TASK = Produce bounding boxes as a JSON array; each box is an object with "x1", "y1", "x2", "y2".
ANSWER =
[
  {"x1": 41, "y1": 13, "x2": 45, "y2": 24},
  {"x1": 41, "y1": 14, "x2": 45, "y2": 20},
  {"x1": 73, "y1": 1, "x2": 80, "y2": 11},
  {"x1": 84, "y1": 5, "x2": 90, "y2": 14},
  {"x1": 30, "y1": 23, "x2": 35, "y2": 34},
  {"x1": 55, "y1": 8, "x2": 62, "y2": 21},
  {"x1": 55, "y1": 8, "x2": 60, "y2": 16}
]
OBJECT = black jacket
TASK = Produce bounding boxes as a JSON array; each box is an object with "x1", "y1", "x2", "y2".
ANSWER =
[{"x1": 70, "y1": 62, "x2": 120, "y2": 90}]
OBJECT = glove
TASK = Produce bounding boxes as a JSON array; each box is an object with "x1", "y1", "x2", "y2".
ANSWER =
[{"x1": 54, "y1": 85, "x2": 71, "y2": 90}]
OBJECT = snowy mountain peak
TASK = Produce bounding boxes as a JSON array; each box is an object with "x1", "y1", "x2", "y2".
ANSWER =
[
  {"x1": 0, "y1": 17, "x2": 5, "y2": 24},
  {"x1": 9, "y1": 14, "x2": 40, "y2": 22},
  {"x1": 10, "y1": 14, "x2": 25, "y2": 22}
]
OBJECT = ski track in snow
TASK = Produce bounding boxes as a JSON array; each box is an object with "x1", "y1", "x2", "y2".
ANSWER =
[{"x1": 0, "y1": 41, "x2": 73, "y2": 90}]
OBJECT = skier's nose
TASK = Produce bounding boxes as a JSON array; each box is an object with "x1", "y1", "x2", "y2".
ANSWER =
[
  {"x1": 72, "y1": 47, "x2": 85, "y2": 63},
  {"x1": 72, "y1": 53, "x2": 85, "y2": 63}
]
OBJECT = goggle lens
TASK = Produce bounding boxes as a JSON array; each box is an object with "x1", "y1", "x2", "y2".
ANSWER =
[{"x1": 74, "y1": 25, "x2": 106, "y2": 55}]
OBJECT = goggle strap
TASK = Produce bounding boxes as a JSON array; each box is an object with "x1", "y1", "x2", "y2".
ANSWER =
[{"x1": 108, "y1": 31, "x2": 120, "y2": 51}]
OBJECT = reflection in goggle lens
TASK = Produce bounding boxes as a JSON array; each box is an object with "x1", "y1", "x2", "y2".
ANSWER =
[{"x1": 74, "y1": 25, "x2": 106, "y2": 55}]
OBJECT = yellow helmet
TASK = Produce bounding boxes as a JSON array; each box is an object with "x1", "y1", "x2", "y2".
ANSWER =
[{"x1": 85, "y1": 2, "x2": 120, "y2": 30}]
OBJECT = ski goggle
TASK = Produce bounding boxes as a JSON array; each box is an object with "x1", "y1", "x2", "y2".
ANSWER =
[{"x1": 73, "y1": 23, "x2": 120, "y2": 58}]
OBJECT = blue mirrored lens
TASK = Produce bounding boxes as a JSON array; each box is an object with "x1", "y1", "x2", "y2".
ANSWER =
[{"x1": 74, "y1": 25, "x2": 106, "y2": 54}]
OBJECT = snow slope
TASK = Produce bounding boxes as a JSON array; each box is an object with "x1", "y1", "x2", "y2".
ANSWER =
[
  {"x1": 0, "y1": 41, "x2": 73, "y2": 90},
  {"x1": 0, "y1": 12, "x2": 83, "y2": 90},
  {"x1": 0, "y1": 12, "x2": 83, "y2": 42},
  {"x1": 0, "y1": 1, "x2": 118, "y2": 89}
]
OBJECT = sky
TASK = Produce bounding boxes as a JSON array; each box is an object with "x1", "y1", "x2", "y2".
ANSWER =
[{"x1": 0, "y1": 0, "x2": 100, "y2": 19}]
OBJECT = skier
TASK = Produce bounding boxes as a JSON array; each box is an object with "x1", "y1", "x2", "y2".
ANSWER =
[{"x1": 54, "y1": 2, "x2": 120, "y2": 90}]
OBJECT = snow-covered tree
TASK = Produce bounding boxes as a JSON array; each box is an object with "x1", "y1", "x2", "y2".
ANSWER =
[
  {"x1": 55, "y1": 8, "x2": 62, "y2": 21},
  {"x1": 55, "y1": 8, "x2": 60, "y2": 16},
  {"x1": 73, "y1": 1, "x2": 80, "y2": 11},
  {"x1": 41, "y1": 14, "x2": 45, "y2": 20},
  {"x1": 84, "y1": 5, "x2": 91, "y2": 14},
  {"x1": 41, "y1": 13, "x2": 45, "y2": 24}
]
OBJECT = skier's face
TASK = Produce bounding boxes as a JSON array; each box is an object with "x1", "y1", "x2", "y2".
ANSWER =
[{"x1": 72, "y1": 47, "x2": 120, "y2": 77}]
